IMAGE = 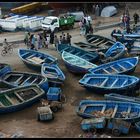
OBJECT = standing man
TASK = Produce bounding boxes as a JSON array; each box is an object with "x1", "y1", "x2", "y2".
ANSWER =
[{"x1": 133, "y1": 12, "x2": 139, "y2": 25}]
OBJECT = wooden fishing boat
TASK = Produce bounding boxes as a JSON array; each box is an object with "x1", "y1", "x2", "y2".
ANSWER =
[
  {"x1": 0, "y1": 71, "x2": 49, "y2": 93},
  {"x1": 100, "y1": 42, "x2": 126, "y2": 63},
  {"x1": 79, "y1": 74, "x2": 140, "y2": 93},
  {"x1": 41, "y1": 63, "x2": 65, "y2": 86},
  {"x1": 0, "y1": 63, "x2": 12, "y2": 77},
  {"x1": 113, "y1": 32, "x2": 140, "y2": 39},
  {"x1": 57, "y1": 44, "x2": 99, "y2": 63},
  {"x1": 18, "y1": 48, "x2": 58, "y2": 72},
  {"x1": 85, "y1": 34, "x2": 115, "y2": 49},
  {"x1": 74, "y1": 42, "x2": 108, "y2": 53},
  {"x1": 76, "y1": 100, "x2": 140, "y2": 123},
  {"x1": 0, "y1": 84, "x2": 45, "y2": 114},
  {"x1": 88, "y1": 57, "x2": 139, "y2": 75},
  {"x1": 104, "y1": 93, "x2": 140, "y2": 104},
  {"x1": 128, "y1": 46, "x2": 140, "y2": 56},
  {"x1": 62, "y1": 51, "x2": 97, "y2": 74}
]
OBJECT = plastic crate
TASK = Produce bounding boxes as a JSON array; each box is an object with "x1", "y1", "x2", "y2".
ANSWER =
[{"x1": 47, "y1": 87, "x2": 61, "y2": 101}]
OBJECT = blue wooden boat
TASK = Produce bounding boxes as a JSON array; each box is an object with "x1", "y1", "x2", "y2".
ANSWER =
[
  {"x1": 113, "y1": 33, "x2": 140, "y2": 39},
  {"x1": 74, "y1": 41, "x2": 109, "y2": 53},
  {"x1": 101, "y1": 42, "x2": 126, "y2": 63},
  {"x1": 0, "y1": 70, "x2": 49, "y2": 93},
  {"x1": 76, "y1": 100, "x2": 140, "y2": 123},
  {"x1": 0, "y1": 84, "x2": 45, "y2": 114},
  {"x1": 41, "y1": 63, "x2": 65, "y2": 86},
  {"x1": 104, "y1": 93, "x2": 140, "y2": 104},
  {"x1": 129, "y1": 46, "x2": 140, "y2": 56},
  {"x1": 85, "y1": 34, "x2": 115, "y2": 49},
  {"x1": 89, "y1": 57, "x2": 139, "y2": 75},
  {"x1": 62, "y1": 51, "x2": 97, "y2": 74},
  {"x1": 18, "y1": 48, "x2": 58, "y2": 72},
  {"x1": 0, "y1": 63, "x2": 12, "y2": 77},
  {"x1": 79, "y1": 74, "x2": 140, "y2": 93},
  {"x1": 57, "y1": 44, "x2": 99, "y2": 63}
]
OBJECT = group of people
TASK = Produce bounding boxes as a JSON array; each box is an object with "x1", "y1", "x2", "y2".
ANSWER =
[
  {"x1": 120, "y1": 10, "x2": 139, "y2": 33},
  {"x1": 79, "y1": 15, "x2": 93, "y2": 36},
  {"x1": 24, "y1": 30, "x2": 72, "y2": 50}
]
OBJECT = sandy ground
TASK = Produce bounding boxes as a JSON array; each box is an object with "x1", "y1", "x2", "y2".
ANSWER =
[{"x1": 0, "y1": 16, "x2": 140, "y2": 138}]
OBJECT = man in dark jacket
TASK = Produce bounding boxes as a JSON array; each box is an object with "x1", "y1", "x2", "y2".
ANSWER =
[{"x1": 133, "y1": 12, "x2": 139, "y2": 25}]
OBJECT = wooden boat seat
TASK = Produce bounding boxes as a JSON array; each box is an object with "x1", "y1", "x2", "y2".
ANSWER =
[
  {"x1": 126, "y1": 61, "x2": 134, "y2": 67},
  {"x1": 99, "y1": 78, "x2": 109, "y2": 87},
  {"x1": 75, "y1": 52, "x2": 81, "y2": 56},
  {"x1": 88, "y1": 37, "x2": 96, "y2": 42},
  {"x1": 30, "y1": 78, "x2": 38, "y2": 84},
  {"x1": 101, "y1": 105, "x2": 106, "y2": 113},
  {"x1": 111, "y1": 104, "x2": 118, "y2": 118},
  {"x1": 20, "y1": 76, "x2": 32, "y2": 85},
  {"x1": 117, "y1": 64, "x2": 127, "y2": 71},
  {"x1": 110, "y1": 66, "x2": 120, "y2": 73},
  {"x1": 26, "y1": 54, "x2": 36, "y2": 59},
  {"x1": 91, "y1": 38, "x2": 100, "y2": 44},
  {"x1": 0, "y1": 102, "x2": 4, "y2": 107},
  {"x1": 45, "y1": 73, "x2": 57, "y2": 78},
  {"x1": 110, "y1": 78, "x2": 119, "y2": 88},
  {"x1": 14, "y1": 92, "x2": 24, "y2": 102},
  {"x1": 15, "y1": 75, "x2": 24, "y2": 83},
  {"x1": 27, "y1": 56, "x2": 45, "y2": 64},
  {"x1": 120, "y1": 80, "x2": 128, "y2": 87},
  {"x1": 127, "y1": 105, "x2": 131, "y2": 115},
  {"x1": 103, "y1": 69, "x2": 110, "y2": 74},
  {"x1": 21, "y1": 52, "x2": 30, "y2": 58},
  {"x1": 5, "y1": 95, "x2": 15, "y2": 105},
  {"x1": 94, "y1": 39, "x2": 105, "y2": 46}
]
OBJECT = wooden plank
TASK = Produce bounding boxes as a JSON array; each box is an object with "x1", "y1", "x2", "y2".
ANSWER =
[
  {"x1": 20, "y1": 76, "x2": 32, "y2": 86},
  {"x1": 30, "y1": 78, "x2": 38, "y2": 85},
  {"x1": 110, "y1": 66, "x2": 120, "y2": 73},
  {"x1": 126, "y1": 61, "x2": 134, "y2": 67},
  {"x1": 120, "y1": 80, "x2": 128, "y2": 87},
  {"x1": 100, "y1": 78, "x2": 108, "y2": 87},
  {"x1": 27, "y1": 57, "x2": 45, "y2": 64},
  {"x1": 14, "y1": 92, "x2": 24, "y2": 102},
  {"x1": 103, "y1": 69, "x2": 110, "y2": 74},
  {"x1": 5, "y1": 95, "x2": 15, "y2": 105},
  {"x1": 94, "y1": 39, "x2": 105, "y2": 46},
  {"x1": 110, "y1": 78, "x2": 119, "y2": 88},
  {"x1": 26, "y1": 54, "x2": 36, "y2": 59},
  {"x1": 90, "y1": 38, "x2": 100, "y2": 44},
  {"x1": 117, "y1": 64, "x2": 127, "y2": 71},
  {"x1": 111, "y1": 104, "x2": 118, "y2": 118},
  {"x1": 21, "y1": 52, "x2": 30, "y2": 58},
  {"x1": 127, "y1": 105, "x2": 131, "y2": 114},
  {"x1": 15, "y1": 75, "x2": 24, "y2": 83},
  {"x1": 101, "y1": 105, "x2": 106, "y2": 113},
  {"x1": 0, "y1": 102, "x2": 4, "y2": 107}
]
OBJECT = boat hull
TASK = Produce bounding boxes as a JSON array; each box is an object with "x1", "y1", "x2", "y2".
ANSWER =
[
  {"x1": 89, "y1": 57, "x2": 139, "y2": 75},
  {"x1": 18, "y1": 49, "x2": 57, "y2": 72},
  {"x1": 0, "y1": 85, "x2": 45, "y2": 114},
  {"x1": 0, "y1": 71, "x2": 49, "y2": 93},
  {"x1": 79, "y1": 74, "x2": 140, "y2": 94},
  {"x1": 76, "y1": 100, "x2": 140, "y2": 123}
]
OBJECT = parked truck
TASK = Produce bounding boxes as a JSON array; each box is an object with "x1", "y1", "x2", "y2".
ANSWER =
[{"x1": 41, "y1": 15, "x2": 75, "y2": 32}]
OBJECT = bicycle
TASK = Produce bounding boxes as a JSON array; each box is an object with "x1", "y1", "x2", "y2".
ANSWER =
[{"x1": 1, "y1": 44, "x2": 13, "y2": 56}]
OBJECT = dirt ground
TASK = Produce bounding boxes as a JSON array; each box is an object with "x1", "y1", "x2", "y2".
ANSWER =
[{"x1": 0, "y1": 9, "x2": 140, "y2": 138}]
